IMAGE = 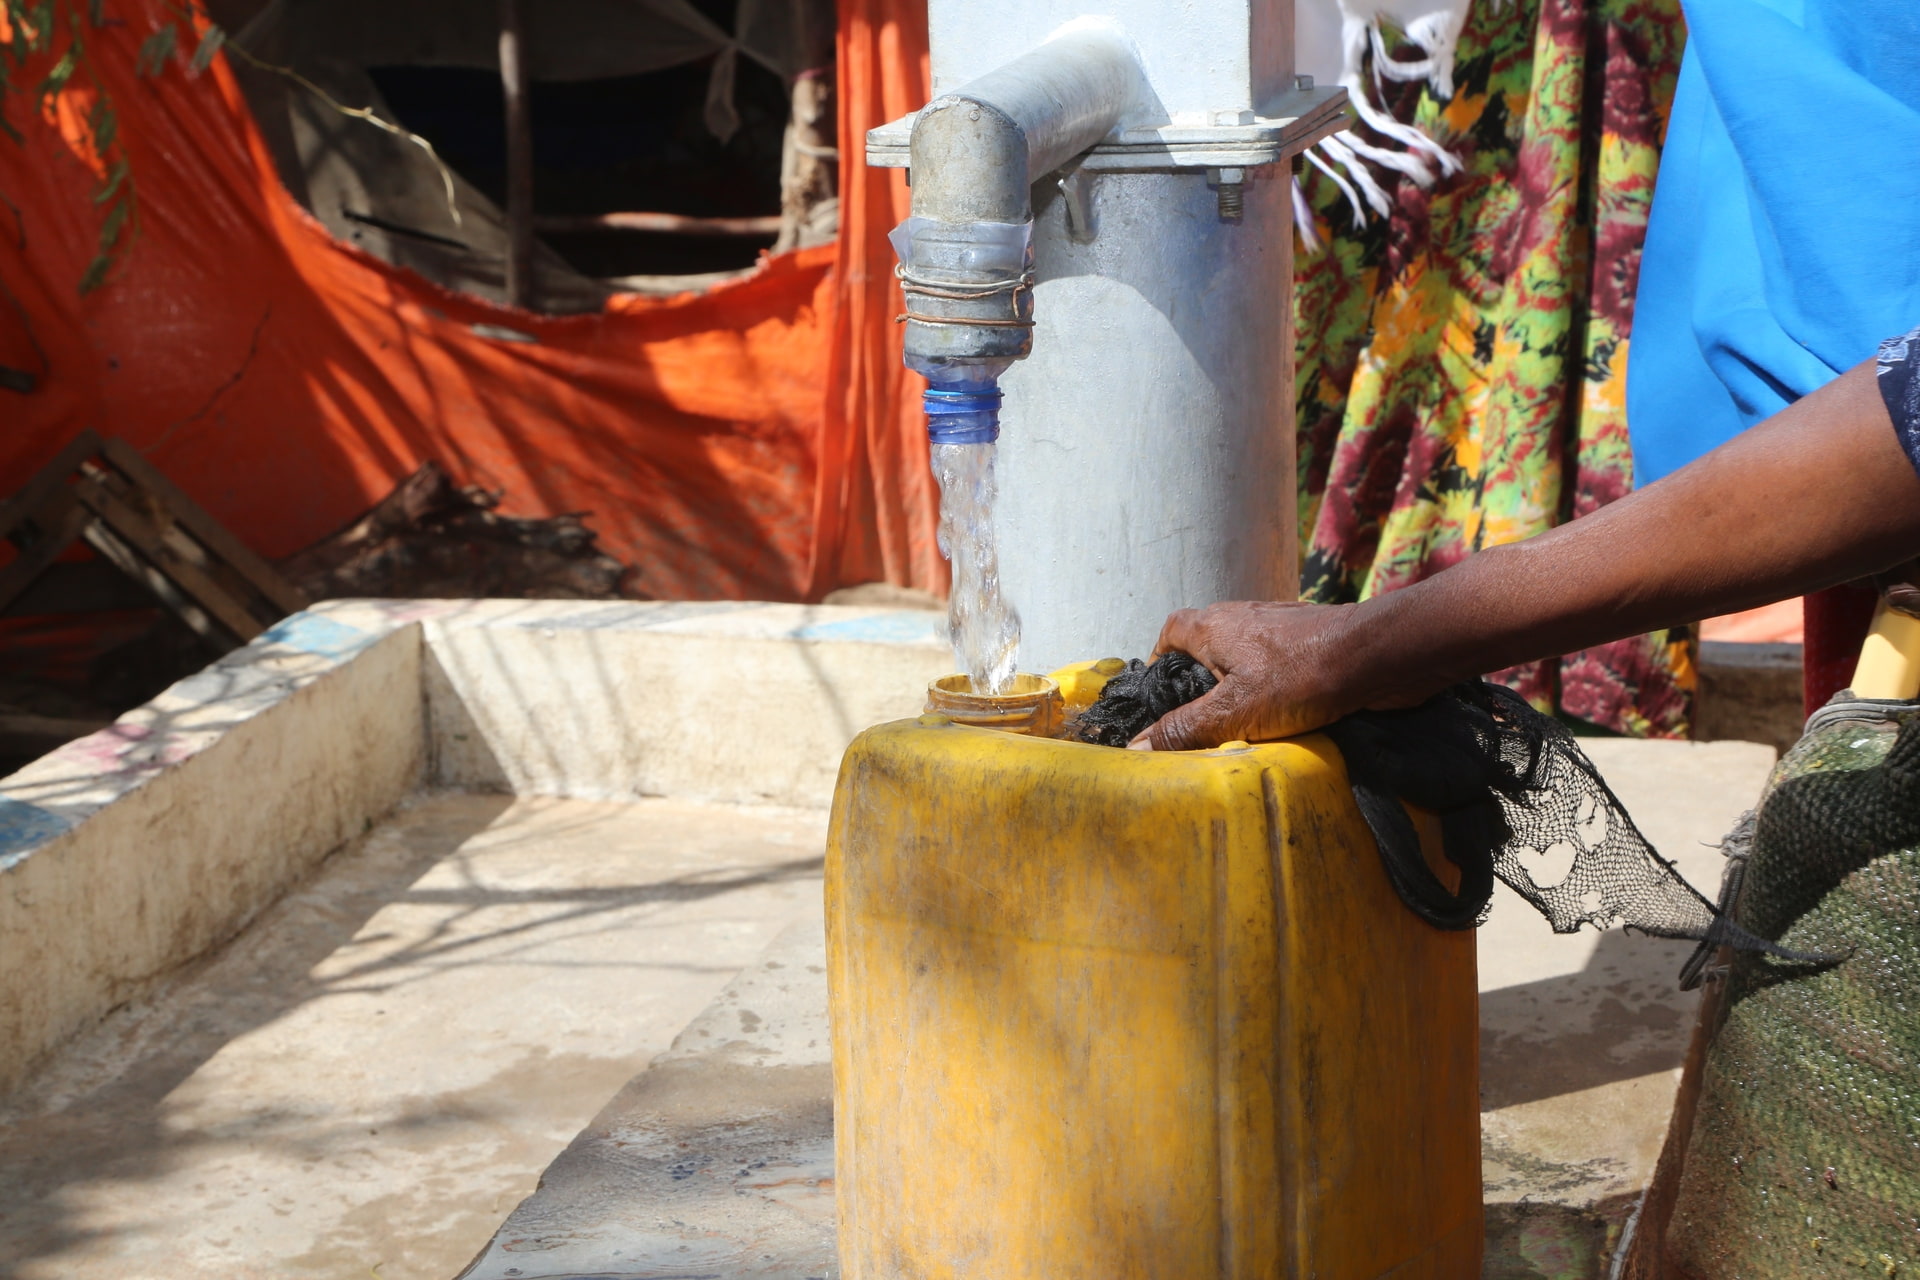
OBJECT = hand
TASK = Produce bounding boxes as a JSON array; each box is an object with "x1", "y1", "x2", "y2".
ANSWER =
[{"x1": 1134, "y1": 600, "x2": 1368, "y2": 751}]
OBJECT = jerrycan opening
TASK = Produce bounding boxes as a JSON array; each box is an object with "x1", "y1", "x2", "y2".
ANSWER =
[
  {"x1": 921, "y1": 657, "x2": 1135, "y2": 739},
  {"x1": 923, "y1": 672, "x2": 1064, "y2": 737}
]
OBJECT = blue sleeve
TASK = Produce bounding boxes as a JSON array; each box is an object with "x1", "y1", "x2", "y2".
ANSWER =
[
  {"x1": 1627, "y1": 1, "x2": 1920, "y2": 487},
  {"x1": 1877, "y1": 326, "x2": 1920, "y2": 480}
]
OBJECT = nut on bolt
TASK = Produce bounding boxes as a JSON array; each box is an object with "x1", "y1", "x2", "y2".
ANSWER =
[{"x1": 1209, "y1": 167, "x2": 1247, "y2": 221}]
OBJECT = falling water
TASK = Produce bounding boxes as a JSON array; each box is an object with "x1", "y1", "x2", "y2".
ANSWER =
[{"x1": 932, "y1": 441, "x2": 1021, "y2": 695}]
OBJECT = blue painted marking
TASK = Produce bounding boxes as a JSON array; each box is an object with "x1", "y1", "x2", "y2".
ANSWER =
[
  {"x1": 258, "y1": 613, "x2": 373, "y2": 659},
  {"x1": 793, "y1": 612, "x2": 945, "y2": 645},
  {"x1": 0, "y1": 797, "x2": 72, "y2": 869}
]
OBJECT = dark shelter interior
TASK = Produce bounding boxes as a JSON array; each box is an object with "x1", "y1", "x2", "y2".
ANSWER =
[{"x1": 204, "y1": 0, "x2": 838, "y2": 312}]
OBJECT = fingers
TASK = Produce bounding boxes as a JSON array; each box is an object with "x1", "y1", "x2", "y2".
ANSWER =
[
  {"x1": 1137, "y1": 600, "x2": 1358, "y2": 749},
  {"x1": 1151, "y1": 600, "x2": 1313, "y2": 668},
  {"x1": 1143, "y1": 681, "x2": 1241, "y2": 752},
  {"x1": 1150, "y1": 607, "x2": 1206, "y2": 664}
]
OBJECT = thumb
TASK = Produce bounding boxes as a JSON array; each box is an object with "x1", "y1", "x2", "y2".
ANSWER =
[{"x1": 1141, "y1": 681, "x2": 1242, "y2": 752}]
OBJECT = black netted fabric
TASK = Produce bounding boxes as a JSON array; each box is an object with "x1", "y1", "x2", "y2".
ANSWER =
[
  {"x1": 1663, "y1": 704, "x2": 1920, "y2": 1275},
  {"x1": 1071, "y1": 656, "x2": 1772, "y2": 947},
  {"x1": 1070, "y1": 653, "x2": 1221, "y2": 748}
]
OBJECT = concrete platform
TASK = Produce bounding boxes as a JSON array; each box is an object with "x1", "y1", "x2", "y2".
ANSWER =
[
  {"x1": 0, "y1": 596, "x2": 1784, "y2": 1279},
  {"x1": 0, "y1": 736, "x2": 1777, "y2": 1280},
  {"x1": 456, "y1": 919, "x2": 836, "y2": 1280},
  {"x1": 0, "y1": 793, "x2": 828, "y2": 1280},
  {"x1": 0, "y1": 599, "x2": 950, "y2": 1097},
  {"x1": 1693, "y1": 640, "x2": 1803, "y2": 756}
]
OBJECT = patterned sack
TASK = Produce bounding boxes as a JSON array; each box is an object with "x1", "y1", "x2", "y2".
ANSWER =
[{"x1": 1664, "y1": 699, "x2": 1920, "y2": 1275}]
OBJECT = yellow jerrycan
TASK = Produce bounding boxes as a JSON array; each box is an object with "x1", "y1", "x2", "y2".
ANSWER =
[{"x1": 826, "y1": 688, "x2": 1483, "y2": 1277}]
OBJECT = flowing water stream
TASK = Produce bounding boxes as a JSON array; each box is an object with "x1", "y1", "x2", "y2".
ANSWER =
[{"x1": 931, "y1": 442, "x2": 1021, "y2": 695}]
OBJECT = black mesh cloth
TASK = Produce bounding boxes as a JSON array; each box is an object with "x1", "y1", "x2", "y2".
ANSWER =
[
  {"x1": 1070, "y1": 653, "x2": 1793, "y2": 951},
  {"x1": 1070, "y1": 653, "x2": 1220, "y2": 748}
]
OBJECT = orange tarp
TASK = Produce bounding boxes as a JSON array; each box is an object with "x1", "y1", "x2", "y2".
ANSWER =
[{"x1": 0, "y1": 0, "x2": 935, "y2": 603}]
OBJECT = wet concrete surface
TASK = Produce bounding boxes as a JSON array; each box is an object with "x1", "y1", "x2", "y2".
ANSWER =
[
  {"x1": 458, "y1": 920, "x2": 835, "y2": 1280},
  {"x1": 0, "y1": 793, "x2": 827, "y2": 1280}
]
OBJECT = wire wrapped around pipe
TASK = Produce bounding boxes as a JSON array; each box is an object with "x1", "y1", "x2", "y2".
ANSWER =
[
  {"x1": 894, "y1": 314, "x2": 1036, "y2": 327},
  {"x1": 894, "y1": 264, "x2": 1034, "y2": 302},
  {"x1": 893, "y1": 264, "x2": 1036, "y2": 329}
]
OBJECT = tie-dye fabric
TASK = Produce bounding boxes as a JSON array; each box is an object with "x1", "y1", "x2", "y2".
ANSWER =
[{"x1": 1293, "y1": 0, "x2": 1692, "y2": 737}]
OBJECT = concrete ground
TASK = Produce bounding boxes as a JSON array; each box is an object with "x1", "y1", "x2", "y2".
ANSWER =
[
  {"x1": 458, "y1": 736, "x2": 1780, "y2": 1280},
  {"x1": 0, "y1": 793, "x2": 828, "y2": 1280},
  {"x1": 0, "y1": 738, "x2": 1778, "y2": 1280}
]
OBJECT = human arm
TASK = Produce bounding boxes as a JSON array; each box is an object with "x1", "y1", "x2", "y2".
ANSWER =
[{"x1": 1139, "y1": 359, "x2": 1920, "y2": 750}]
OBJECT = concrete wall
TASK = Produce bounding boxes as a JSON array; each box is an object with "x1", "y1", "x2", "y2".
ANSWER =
[
  {"x1": 0, "y1": 598, "x2": 953, "y2": 1095},
  {"x1": 1693, "y1": 640, "x2": 1803, "y2": 757},
  {"x1": 422, "y1": 600, "x2": 952, "y2": 808},
  {"x1": 0, "y1": 617, "x2": 426, "y2": 1095}
]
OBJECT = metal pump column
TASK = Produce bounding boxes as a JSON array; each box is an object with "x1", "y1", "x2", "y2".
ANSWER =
[{"x1": 869, "y1": 0, "x2": 1346, "y2": 671}]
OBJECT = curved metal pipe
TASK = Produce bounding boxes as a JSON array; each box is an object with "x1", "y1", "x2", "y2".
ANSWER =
[
  {"x1": 909, "y1": 26, "x2": 1145, "y2": 223},
  {"x1": 901, "y1": 26, "x2": 1148, "y2": 368}
]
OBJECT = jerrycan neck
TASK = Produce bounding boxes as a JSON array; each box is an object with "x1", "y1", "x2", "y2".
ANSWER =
[{"x1": 924, "y1": 673, "x2": 1063, "y2": 737}]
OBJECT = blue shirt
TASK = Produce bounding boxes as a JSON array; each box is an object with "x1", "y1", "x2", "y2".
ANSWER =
[{"x1": 1626, "y1": 0, "x2": 1920, "y2": 485}]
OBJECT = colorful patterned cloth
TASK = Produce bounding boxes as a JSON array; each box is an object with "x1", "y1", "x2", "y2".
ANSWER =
[{"x1": 1293, "y1": 0, "x2": 1693, "y2": 737}]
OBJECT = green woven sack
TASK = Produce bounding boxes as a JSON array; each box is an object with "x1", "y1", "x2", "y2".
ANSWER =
[{"x1": 1667, "y1": 702, "x2": 1920, "y2": 1276}]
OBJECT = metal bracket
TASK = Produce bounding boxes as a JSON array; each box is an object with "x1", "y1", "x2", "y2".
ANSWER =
[
  {"x1": 1056, "y1": 161, "x2": 1096, "y2": 243},
  {"x1": 867, "y1": 84, "x2": 1349, "y2": 175}
]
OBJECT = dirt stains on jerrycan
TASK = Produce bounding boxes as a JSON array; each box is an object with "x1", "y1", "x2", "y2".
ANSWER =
[{"x1": 826, "y1": 713, "x2": 1483, "y2": 1279}]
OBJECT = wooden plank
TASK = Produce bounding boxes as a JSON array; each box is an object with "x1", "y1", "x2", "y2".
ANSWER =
[
  {"x1": 0, "y1": 492, "x2": 94, "y2": 616},
  {"x1": 86, "y1": 461, "x2": 264, "y2": 617},
  {"x1": 0, "y1": 429, "x2": 102, "y2": 546},
  {"x1": 73, "y1": 476, "x2": 265, "y2": 642},
  {"x1": 80, "y1": 518, "x2": 226, "y2": 646},
  {"x1": 96, "y1": 437, "x2": 309, "y2": 616},
  {"x1": 532, "y1": 212, "x2": 782, "y2": 236}
]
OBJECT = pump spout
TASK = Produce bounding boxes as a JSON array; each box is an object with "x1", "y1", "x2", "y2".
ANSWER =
[{"x1": 896, "y1": 26, "x2": 1147, "y2": 385}]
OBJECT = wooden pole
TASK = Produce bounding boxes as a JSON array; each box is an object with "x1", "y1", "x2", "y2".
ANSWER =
[
  {"x1": 499, "y1": 0, "x2": 534, "y2": 310},
  {"x1": 532, "y1": 212, "x2": 783, "y2": 236}
]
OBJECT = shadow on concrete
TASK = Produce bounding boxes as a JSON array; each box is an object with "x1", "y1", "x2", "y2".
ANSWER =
[
  {"x1": 0, "y1": 792, "x2": 512, "y2": 1280},
  {"x1": 0, "y1": 793, "x2": 824, "y2": 1280},
  {"x1": 1480, "y1": 928, "x2": 1699, "y2": 1113}
]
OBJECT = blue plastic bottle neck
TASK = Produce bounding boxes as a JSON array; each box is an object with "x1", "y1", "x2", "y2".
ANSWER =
[{"x1": 923, "y1": 381, "x2": 1002, "y2": 446}]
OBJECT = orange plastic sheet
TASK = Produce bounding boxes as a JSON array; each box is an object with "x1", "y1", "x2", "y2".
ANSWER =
[
  {"x1": 807, "y1": 0, "x2": 938, "y2": 596},
  {"x1": 0, "y1": 0, "x2": 934, "y2": 605}
]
